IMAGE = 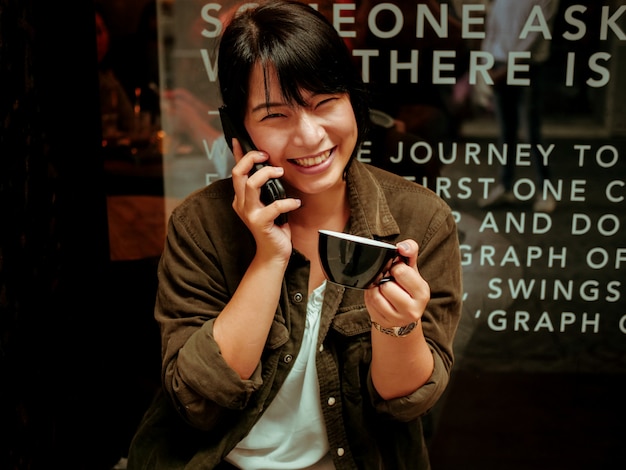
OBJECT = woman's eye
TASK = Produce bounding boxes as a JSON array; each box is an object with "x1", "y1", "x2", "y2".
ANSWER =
[
  {"x1": 316, "y1": 97, "x2": 337, "y2": 108},
  {"x1": 261, "y1": 112, "x2": 284, "y2": 121}
]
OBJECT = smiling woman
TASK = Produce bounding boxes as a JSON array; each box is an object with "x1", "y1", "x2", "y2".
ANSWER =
[
  {"x1": 127, "y1": 2, "x2": 462, "y2": 469},
  {"x1": 243, "y1": 73, "x2": 358, "y2": 191}
]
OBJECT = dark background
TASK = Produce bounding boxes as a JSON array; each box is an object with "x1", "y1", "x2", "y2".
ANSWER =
[{"x1": 0, "y1": 1, "x2": 160, "y2": 468}]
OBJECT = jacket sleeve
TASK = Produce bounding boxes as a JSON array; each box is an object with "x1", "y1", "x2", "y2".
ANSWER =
[
  {"x1": 155, "y1": 191, "x2": 264, "y2": 431},
  {"x1": 370, "y1": 204, "x2": 463, "y2": 421}
]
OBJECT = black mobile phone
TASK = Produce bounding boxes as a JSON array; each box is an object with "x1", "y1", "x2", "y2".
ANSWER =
[{"x1": 219, "y1": 105, "x2": 287, "y2": 225}]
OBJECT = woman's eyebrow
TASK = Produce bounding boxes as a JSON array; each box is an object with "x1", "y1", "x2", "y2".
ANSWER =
[{"x1": 250, "y1": 102, "x2": 286, "y2": 113}]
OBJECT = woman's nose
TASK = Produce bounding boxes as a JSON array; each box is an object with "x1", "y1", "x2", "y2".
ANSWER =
[{"x1": 291, "y1": 112, "x2": 325, "y2": 147}]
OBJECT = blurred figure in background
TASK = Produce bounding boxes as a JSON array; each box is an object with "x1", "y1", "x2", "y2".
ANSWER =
[
  {"x1": 479, "y1": 0, "x2": 560, "y2": 213},
  {"x1": 152, "y1": 0, "x2": 236, "y2": 180},
  {"x1": 116, "y1": 0, "x2": 161, "y2": 128},
  {"x1": 96, "y1": 5, "x2": 135, "y2": 141}
]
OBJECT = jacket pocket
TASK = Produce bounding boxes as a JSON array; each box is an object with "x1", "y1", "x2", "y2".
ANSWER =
[{"x1": 331, "y1": 305, "x2": 371, "y2": 336}]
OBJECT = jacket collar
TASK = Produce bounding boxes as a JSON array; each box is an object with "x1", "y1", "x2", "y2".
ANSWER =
[{"x1": 345, "y1": 160, "x2": 401, "y2": 241}]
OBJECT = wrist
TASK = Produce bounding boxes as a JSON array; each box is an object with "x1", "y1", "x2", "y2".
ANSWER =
[{"x1": 371, "y1": 319, "x2": 419, "y2": 337}]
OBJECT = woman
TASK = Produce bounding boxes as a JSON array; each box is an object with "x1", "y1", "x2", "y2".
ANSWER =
[{"x1": 128, "y1": 1, "x2": 462, "y2": 468}]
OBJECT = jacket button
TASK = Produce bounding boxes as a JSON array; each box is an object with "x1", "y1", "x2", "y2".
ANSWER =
[
  {"x1": 284, "y1": 354, "x2": 293, "y2": 363},
  {"x1": 293, "y1": 292, "x2": 303, "y2": 303},
  {"x1": 337, "y1": 448, "x2": 345, "y2": 457},
  {"x1": 327, "y1": 396, "x2": 336, "y2": 406}
]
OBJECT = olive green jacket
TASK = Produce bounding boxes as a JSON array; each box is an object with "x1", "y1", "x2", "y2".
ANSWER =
[{"x1": 128, "y1": 161, "x2": 462, "y2": 469}]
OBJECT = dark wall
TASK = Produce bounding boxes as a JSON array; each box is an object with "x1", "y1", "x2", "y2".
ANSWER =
[{"x1": 0, "y1": 1, "x2": 121, "y2": 468}]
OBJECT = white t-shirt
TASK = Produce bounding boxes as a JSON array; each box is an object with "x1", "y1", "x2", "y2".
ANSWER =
[{"x1": 226, "y1": 282, "x2": 334, "y2": 470}]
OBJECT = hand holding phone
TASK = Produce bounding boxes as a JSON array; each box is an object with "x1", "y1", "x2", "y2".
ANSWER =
[{"x1": 219, "y1": 105, "x2": 288, "y2": 225}]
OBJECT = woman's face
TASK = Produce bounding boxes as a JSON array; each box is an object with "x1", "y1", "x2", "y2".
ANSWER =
[{"x1": 243, "y1": 63, "x2": 358, "y2": 196}]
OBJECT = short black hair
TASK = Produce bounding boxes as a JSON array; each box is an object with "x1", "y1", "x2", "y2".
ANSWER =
[{"x1": 218, "y1": 0, "x2": 370, "y2": 156}]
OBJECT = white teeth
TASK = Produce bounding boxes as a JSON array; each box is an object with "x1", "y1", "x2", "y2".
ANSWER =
[{"x1": 292, "y1": 150, "x2": 331, "y2": 167}]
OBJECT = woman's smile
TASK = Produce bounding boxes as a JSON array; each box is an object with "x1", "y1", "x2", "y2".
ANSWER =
[{"x1": 289, "y1": 148, "x2": 334, "y2": 169}]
